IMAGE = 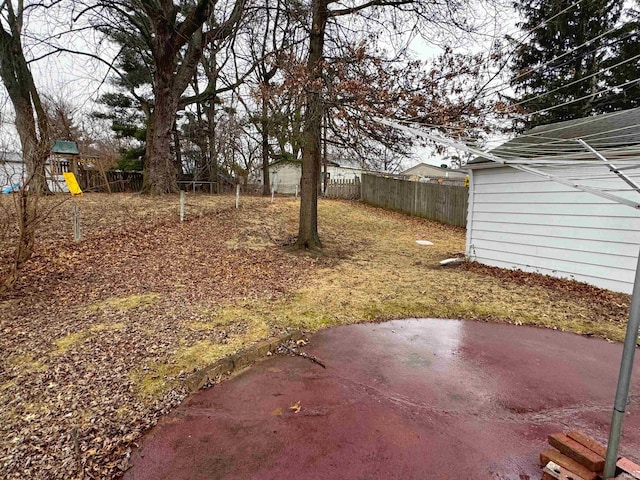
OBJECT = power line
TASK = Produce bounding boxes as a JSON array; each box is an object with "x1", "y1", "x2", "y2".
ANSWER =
[
  {"x1": 511, "y1": 52, "x2": 640, "y2": 108},
  {"x1": 401, "y1": 27, "x2": 637, "y2": 134},
  {"x1": 503, "y1": 0, "x2": 586, "y2": 56},
  {"x1": 377, "y1": 117, "x2": 640, "y2": 209},
  {"x1": 398, "y1": 110, "x2": 640, "y2": 148},
  {"x1": 426, "y1": 109, "x2": 640, "y2": 153},
  {"x1": 490, "y1": 128, "x2": 640, "y2": 149},
  {"x1": 394, "y1": 111, "x2": 640, "y2": 169},
  {"x1": 510, "y1": 24, "x2": 625, "y2": 86},
  {"x1": 501, "y1": 108, "x2": 640, "y2": 141},
  {"x1": 523, "y1": 77, "x2": 640, "y2": 117},
  {"x1": 476, "y1": 0, "x2": 587, "y2": 69},
  {"x1": 479, "y1": 26, "x2": 635, "y2": 105}
]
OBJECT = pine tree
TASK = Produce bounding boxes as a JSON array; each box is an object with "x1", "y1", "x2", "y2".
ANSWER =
[
  {"x1": 600, "y1": 2, "x2": 640, "y2": 112},
  {"x1": 90, "y1": 26, "x2": 153, "y2": 172},
  {"x1": 510, "y1": 0, "x2": 624, "y2": 128}
]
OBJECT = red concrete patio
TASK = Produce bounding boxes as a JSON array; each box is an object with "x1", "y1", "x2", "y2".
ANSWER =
[{"x1": 123, "y1": 319, "x2": 640, "y2": 480}]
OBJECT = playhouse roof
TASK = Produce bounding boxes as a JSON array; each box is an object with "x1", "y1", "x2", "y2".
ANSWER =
[{"x1": 51, "y1": 140, "x2": 79, "y2": 156}]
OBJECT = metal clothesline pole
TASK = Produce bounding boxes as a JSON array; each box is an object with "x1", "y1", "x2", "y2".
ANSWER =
[
  {"x1": 603, "y1": 251, "x2": 640, "y2": 478},
  {"x1": 577, "y1": 138, "x2": 640, "y2": 477},
  {"x1": 578, "y1": 139, "x2": 640, "y2": 194}
]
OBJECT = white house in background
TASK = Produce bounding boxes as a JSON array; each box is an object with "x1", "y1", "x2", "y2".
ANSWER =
[
  {"x1": 401, "y1": 162, "x2": 467, "y2": 183},
  {"x1": 465, "y1": 108, "x2": 640, "y2": 294},
  {"x1": 268, "y1": 159, "x2": 369, "y2": 195}
]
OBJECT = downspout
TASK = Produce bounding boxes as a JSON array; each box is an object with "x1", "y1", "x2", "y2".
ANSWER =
[{"x1": 465, "y1": 169, "x2": 475, "y2": 261}]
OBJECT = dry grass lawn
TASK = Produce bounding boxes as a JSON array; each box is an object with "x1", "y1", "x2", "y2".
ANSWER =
[{"x1": 0, "y1": 193, "x2": 631, "y2": 479}]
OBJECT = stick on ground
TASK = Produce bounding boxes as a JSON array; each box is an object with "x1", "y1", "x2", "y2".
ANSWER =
[{"x1": 280, "y1": 344, "x2": 327, "y2": 368}]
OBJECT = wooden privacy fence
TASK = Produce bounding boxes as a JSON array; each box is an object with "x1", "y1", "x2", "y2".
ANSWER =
[
  {"x1": 325, "y1": 178, "x2": 361, "y2": 199},
  {"x1": 79, "y1": 170, "x2": 143, "y2": 193},
  {"x1": 361, "y1": 173, "x2": 468, "y2": 227}
]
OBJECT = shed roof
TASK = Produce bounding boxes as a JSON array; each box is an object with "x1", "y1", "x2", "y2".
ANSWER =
[
  {"x1": 269, "y1": 159, "x2": 340, "y2": 168},
  {"x1": 470, "y1": 107, "x2": 640, "y2": 166},
  {"x1": 51, "y1": 140, "x2": 79, "y2": 156},
  {"x1": 401, "y1": 162, "x2": 467, "y2": 177}
]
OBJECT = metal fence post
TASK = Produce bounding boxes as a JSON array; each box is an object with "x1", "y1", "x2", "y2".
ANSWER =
[
  {"x1": 72, "y1": 206, "x2": 81, "y2": 242},
  {"x1": 180, "y1": 190, "x2": 185, "y2": 222}
]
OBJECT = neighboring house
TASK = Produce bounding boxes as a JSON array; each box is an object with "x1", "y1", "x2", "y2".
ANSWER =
[
  {"x1": 401, "y1": 163, "x2": 467, "y2": 183},
  {"x1": 268, "y1": 159, "x2": 369, "y2": 195},
  {"x1": 465, "y1": 108, "x2": 640, "y2": 294},
  {"x1": 0, "y1": 141, "x2": 80, "y2": 193}
]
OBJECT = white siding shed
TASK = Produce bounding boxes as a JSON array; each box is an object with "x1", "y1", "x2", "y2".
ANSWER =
[
  {"x1": 466, "y1": 166, "x2": 640, "y2": 294},
  {"x1": 269, "y1": 160, "x2": 369, "y2": 195},
  {"x1": 465, "y1": 109, "x2": 640, "y2": 294}
]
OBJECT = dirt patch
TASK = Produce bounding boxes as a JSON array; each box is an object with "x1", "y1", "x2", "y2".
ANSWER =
[{"x1": 0, "y1": 193, "x2": 631, "y2": 480}]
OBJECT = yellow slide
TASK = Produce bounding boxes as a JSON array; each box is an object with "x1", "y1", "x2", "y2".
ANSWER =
[{"x1": 63, "y1": 172, "x2": 83, "y2": 196}]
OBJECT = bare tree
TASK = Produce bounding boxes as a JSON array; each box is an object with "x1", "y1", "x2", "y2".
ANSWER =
[
  {"x1": 43, "y1": 93, "x2": 81, "y2": 142},
  {"x1": 186, "y1": 32, "x2": 255, "y2": 189},
  {"x1": 0, "y1": 0, "x2": 54, "y2": 291},
  {"x1": 295, "y1": 0, "x2": 493, "y2": 249},
  {"x1": 0, "y1": 1, "x2": 50, "y2": 195},
  {"x1": 248, "y1": 0, "x2": 306, "y2": 195}
]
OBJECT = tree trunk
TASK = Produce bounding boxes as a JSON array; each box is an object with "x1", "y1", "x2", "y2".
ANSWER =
[
  {"x1": 143, "y1": 78, "x2": 179, "y2": 194},
  {"x1": 0, "y1": 27, "x2": 50, "y2": 195},
  {"x1": 15, "y1": 109, "x2": 49, "y2": 195},
  {"x1": 172, "y1": 119, "x2": 183, "y2": 178},
  {"x1": 322, "y1": 111, "x2": 328, "y2": 194},
  {"x1": 261, "y1": 90, "x2": 271, "y2": 196},
  {"x1": 0, "y1": 16, "x2": 50, "y2": 291},
  {"x1": 207, "y1": 102, "x2": 219, "y2": 193},
  {"x1": 295, "y1": 0, "x2": 328, "y2": 250},
  {"x1": 193, "y1": 77, "x2": 207, "y2": 182}
]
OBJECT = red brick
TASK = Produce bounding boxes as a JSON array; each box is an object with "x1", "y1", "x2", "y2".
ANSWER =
[
  {"x1": 542, "y1": 473, "x2": 557, "y2": 480},
  {"x1": 618, "y1": 457, "x2": 640, "y2": 479},
  {"x1": 548, "y1": 433, "x2": 605, "y2": 472},
  {"x1": 566, "y1": 431, "x2": 608, "y2": 458},
  {"x1": 540, "y1": 449, "x2": 598, "y2": 480}
]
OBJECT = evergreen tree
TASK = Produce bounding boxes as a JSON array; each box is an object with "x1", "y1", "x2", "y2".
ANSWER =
[
  {"x1": 510, "y1": 0, "x2": 624, "y2": 128},
  {"x1": 93, "y1": 92, "x2": 147, "y2": 171},
  {"x1": 600, "y1": 2, "x2": 640, "y2": 112},
  {"x1": 90, "y1": 26, "x2": 152, "y2": 171}
]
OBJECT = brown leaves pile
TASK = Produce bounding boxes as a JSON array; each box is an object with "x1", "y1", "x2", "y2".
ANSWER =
[{"x1": 463, "y1": 262, "x2": 630, "y2": 324}]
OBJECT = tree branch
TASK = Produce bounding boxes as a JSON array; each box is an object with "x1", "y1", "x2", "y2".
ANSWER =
[{"x1": 329, "y1": 0, "x2": 414, "y2": 17}]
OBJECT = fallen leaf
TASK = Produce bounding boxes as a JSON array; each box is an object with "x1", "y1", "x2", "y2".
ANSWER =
[
  {"x1": 270, "y1": 407, "x2": 282, "y2": 416},
  {"x1": 289, "y1": 401, "x2": 301, "y2": 414}
]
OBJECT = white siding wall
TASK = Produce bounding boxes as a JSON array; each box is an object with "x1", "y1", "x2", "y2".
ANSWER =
[
  {"x1": 326, "y1": 165, "x2": 364, "y2": 181},
  {"x1": 269, "y1": 164, "x2": 365, "y2": 195},
  {"x1": 467, "y1": 165, "x2": 640, "y2": 294},
  {"x1": 270, "y1": 164, "x2": 301, "y2": 194}
]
